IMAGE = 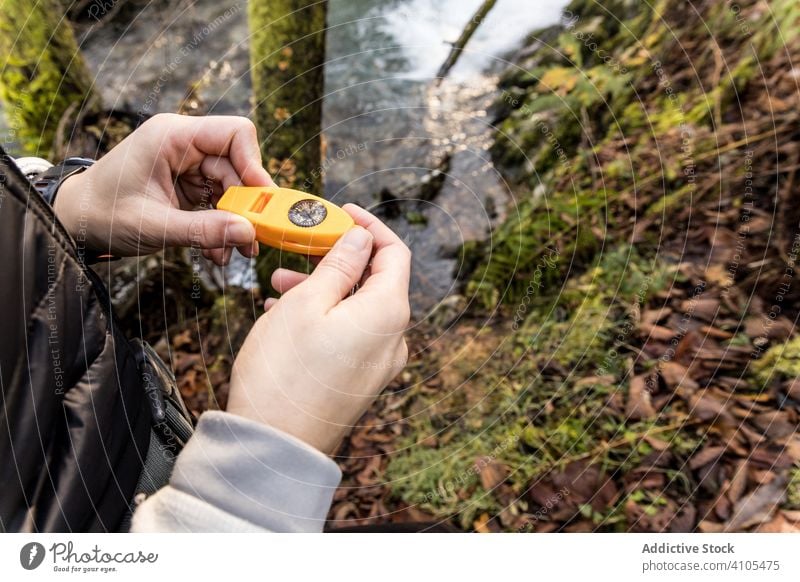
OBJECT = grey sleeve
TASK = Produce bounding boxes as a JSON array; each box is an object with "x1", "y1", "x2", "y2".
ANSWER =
[{"x1": 130, "y1": 411, "x2": 342, "y2": 532}]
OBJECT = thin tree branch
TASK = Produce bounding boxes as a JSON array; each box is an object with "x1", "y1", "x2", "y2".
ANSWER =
[{"x1": 435, "y1": 0, "x2": 497, "y2": 84}]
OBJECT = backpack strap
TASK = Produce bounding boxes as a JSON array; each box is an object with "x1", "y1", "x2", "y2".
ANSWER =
[{"x1": 118, "y1": 340, "x2": 196, "y2": 531}]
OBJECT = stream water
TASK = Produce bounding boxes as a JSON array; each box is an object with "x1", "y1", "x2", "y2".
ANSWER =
[
  {"x1": 322, "y1": 0, "x2": 569, "y2": 316},
  {"x1": 7, "y1": 0, "x2": 569, "y2": 317}
]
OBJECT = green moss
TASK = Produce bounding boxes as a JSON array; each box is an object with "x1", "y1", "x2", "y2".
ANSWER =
[
  {"x1": 788, "y1": 465, "x2": 800, "y2": 509},
  {"x1": 471, "y1": 0, "x2": 800, "y2": 313},
  {"x1": 752, "y1": 336, "x2": 800, "y2": 386},
  {"x1": 248, "y1": 0, "x2": 326, "y2": 192},
  {"x1": 645, "y1": 183, "x2": 695, "y2": 219},
  {"x1": 248, "y1": 0, "x2": 327, "y2": 293},
  {"x1": 0, "y1": 0, "x2": 100, "y2": 155},
  {"x1": 387, "y1": 247, "x2": 692, "y2": 529},
  {"x1": 389, "y1": 0, "x2": 798, "y2": 532},
  {"x1": 465, "y1": 188, "x2": 606, "y2": 309}
]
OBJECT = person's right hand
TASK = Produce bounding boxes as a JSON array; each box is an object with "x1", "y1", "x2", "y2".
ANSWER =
[
  {"x1": 226, "y1": 204, "x2": 411, "y2": 454},
  {"x1": 54, "y1": 113, "x2": 272, "y2": 264}
]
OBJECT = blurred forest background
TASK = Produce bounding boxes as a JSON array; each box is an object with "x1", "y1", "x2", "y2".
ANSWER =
[{"x1": 2, "y1": 0, "x2": 800, "y2": 532}]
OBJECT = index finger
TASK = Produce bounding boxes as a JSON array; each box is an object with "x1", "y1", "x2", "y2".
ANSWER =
[
  {"x1": 160, "y1": 114, "x2": 275, "y2": 187},
  {"x1": 342, "y1": 203, "x2": 411, "y2": 293}
]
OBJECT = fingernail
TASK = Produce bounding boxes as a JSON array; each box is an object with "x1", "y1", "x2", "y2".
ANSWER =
[
  {"x1": 226, "y1": 219, "x2": 253, "y2": 243},
  {"x1": 341, "y1": 226, "x2": 371, "y2": 250}
]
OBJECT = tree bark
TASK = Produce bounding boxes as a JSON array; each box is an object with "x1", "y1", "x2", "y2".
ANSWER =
[
  {"x1": 248, "y1": 0, "x2": 327, "y2": 193},
  {"x1": 248, "y1": 0, "x2": 327, "y2": 291},
  {"x1": 0, "y1": 0, "x2": 100, "y2": 156}
]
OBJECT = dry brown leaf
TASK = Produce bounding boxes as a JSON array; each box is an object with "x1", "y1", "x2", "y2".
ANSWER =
[
  {"x1": 641, "y1": 324, "x2": 676, "y2": 341},
  {"x1": 642, "y1": 307, "x2": 672, "y2": 325},
  {"x1": 476, "y1": 457, "x2": 510, "y2": 491},
  {"x1": 703, "y1": 265, "x2": 731, "y2": 287},
  {"x1": 682, "y1": 297, "x2": 720, "y2": 322},
  {"x1": 753, "y1": 512, "x2": 800, "y2": 532},
  {"x1": 659, "y1": 361, "x2": 699, "y2": 391},
  {"x1": 698, "y1": 520, "x2": 725, "y2": 533},
  {"x1": 626, "y1": 375, "x2": 657, "y2": 420},
  {"x1": 688, "y1": 392, "x2": 735, "y2": 424},
  {"x1": 726, "y1": 460, "x2": 749, "y2": 505},
  {"x1": 551, "y1": 461, "x2": 619, "y2": 512},
  {"x1": 172, "y1": 329, "x2": 193, "y2": 349},
  {"x1": 332, "y1": 502, "x2": 358, "y2": 522},
  {"x1": 747, "y1": 446, "x2": 796, "y2": 470},
  {"x1": 273, "y1": 107, "x2": 291, "y2": 121},
  {"x1": 723, "y1": 475, "x2": 787, "y2": 531},
  {"x1": 574, "y1": 375, "x2": 615, "y2": 389},
  {"x1": 700, "y1": 325, "x2": 733, "y2": 339},
  {"x1": 785, "y1": 379, "x2": 800, "y2": 400},
  {"x1": 473, "y1": 513, "x2": 491, "y2": 533},
  {"x1": 689, "y1": 445, "x2": 726, "y2": 470},
  {"x1": 781, "y1": 510, "x2": 800, "y2": 523},
  {"x1": 745, "y1": 315, "x2": 795, "y2": 341},
  {"x1": 779, "y1": 435, "x2": 800, "y2": 463},
  {"x1": 644, "y1": 435, "x2": 671, "y2": 451},
  {"x1": 751, "y1": 411, "x2": 798, "y2": 439}
]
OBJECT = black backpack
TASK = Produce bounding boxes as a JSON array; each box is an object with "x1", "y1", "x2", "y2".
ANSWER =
[{"x1": 0, "y1": 148, "x2": 193, "y2": 532}]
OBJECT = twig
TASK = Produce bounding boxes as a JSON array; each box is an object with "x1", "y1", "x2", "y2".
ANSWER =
[
  {"x1": 53, "y1": 101, "x2": 80, "y2": 159},
  {"x1": 542, "y1": 418, "x2": 703, "y2": 474},
  {"x1": 435, "y1": 0, "x2": 497, "y2": 84}
]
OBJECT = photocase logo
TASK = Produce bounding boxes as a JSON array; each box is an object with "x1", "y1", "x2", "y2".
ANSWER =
[{"x1": 20, "y1": 542, "x2": 45, "y2": 570}]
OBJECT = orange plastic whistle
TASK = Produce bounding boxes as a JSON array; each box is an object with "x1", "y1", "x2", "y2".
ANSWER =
[{"x1": 217, "y1": 186, "x2": 355, "y2": 256}]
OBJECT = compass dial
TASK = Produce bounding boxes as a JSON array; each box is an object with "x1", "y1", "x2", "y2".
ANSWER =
[{"x1": 288, "y1": 199, "x2": 327, "y2": 227}]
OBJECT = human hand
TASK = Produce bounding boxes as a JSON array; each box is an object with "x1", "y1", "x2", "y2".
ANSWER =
[
  {"x1": 54, "y1": 113, "x2": 274, "y2": 264},
  {"x1": 226, "y1": 204, "x2": 411, "y2": 454}
]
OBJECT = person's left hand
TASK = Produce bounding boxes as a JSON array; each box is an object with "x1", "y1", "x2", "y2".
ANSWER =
[{"x1": 54, "y1": 113, "x2": 274, "y2": 264}]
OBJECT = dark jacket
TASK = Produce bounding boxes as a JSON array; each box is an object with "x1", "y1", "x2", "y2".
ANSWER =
[
  {"x1": 0, "y1": 147, "x2": 343, "y2": 535},
  {"x1": 0, "y1": 147, "x2": 150, "y2": 532}
]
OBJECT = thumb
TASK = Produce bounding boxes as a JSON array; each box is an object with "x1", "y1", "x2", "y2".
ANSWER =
[
  {"x1": 302, "y1": 226, "x2": 373, "y2": 309},
  {"x1": 164, "y1": 209, "x2": 255, "y2": 249}
]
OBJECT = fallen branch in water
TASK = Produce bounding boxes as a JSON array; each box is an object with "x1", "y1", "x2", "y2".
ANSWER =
[{"x1": 435, "y1": 0, "x2": 497, "y2": 84}]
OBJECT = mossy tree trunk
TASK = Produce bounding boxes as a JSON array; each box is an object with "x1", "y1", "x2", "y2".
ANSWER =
[
  {"x1": 249, "y1": 0, "x2": 327, "y2": 289},
  {"x1": 0, "y1": 0, "x2": 100, "y2": 156},
  {"x1": 248, "y1": 0, "x2": 327, "y2": 193}
]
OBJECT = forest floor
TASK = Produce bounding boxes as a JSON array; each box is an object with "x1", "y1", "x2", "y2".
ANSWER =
[{"x1": 320, "y1": 0, "x2": 800, "y2": 533}]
